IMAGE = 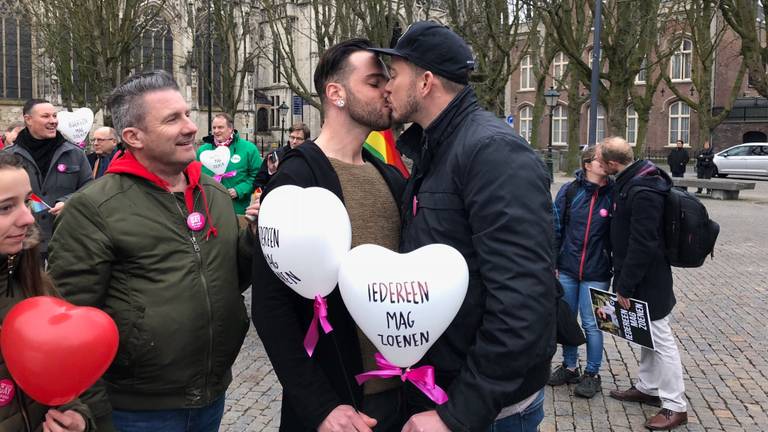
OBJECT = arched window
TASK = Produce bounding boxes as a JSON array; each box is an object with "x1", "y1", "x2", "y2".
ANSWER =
[
  {"x1": 626, "y1": 106, "x2": 638, "y2": 145},
  {"x1": 671, "y1": 38, "x2": 692, "y2": 81},
  {"x1": 668, "y1": 101, "x2": 690, "y2": 144},
  {"x1": 195, "y1": 13, "x2": 223, "y2": 108},
  {"x1": 519, "y1": 55, "x2": 533, "y2": 90},
  {"x1": 257, "y1": 108, "x2": 269, "y2": 132},
  {"x1": 135, "y1": 17, "x2": 173, "y2": 73},
  {"x1": 552, "y1": 105, "x2": 568, "y2": 146},
  {"x1": 0, "y1": 0, "x2": 32, "y2": 99},
  {"x1": 518, "y1": 105, "x2": 532, "y2": 143}
]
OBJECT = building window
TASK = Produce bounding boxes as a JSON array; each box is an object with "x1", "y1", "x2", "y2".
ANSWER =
[
  {"x1": 0, "y1": 3, "x2": 32, "y2": 99},
  {"x1": 635, "y1": 57, "x2": 647, "y2": 84},
  {"x1": 195, "y1": 14, "x2": 223, "y2": 108},
  {"x1": 135, "y1": 17, "x2": 173, "y2": 73},
  {"x1": 273, "y1": 45, "x2": 281, "y2": 84},
  {"x1": 671, "y1": 38, "x2": 692, "y2": 81},
  {"x1": 518, "y1": 105, "x2": 532, "y2": 142},
  {"x1": 552, "y1": 52, "x2": 568, "y2": 84},
  {"x1": 270, "y1": 95, "x2": 281, "y2": 128},
  {"x1": 257, "y1": 108, "x2": 269, "y2": 132},
  {"x1": 668, "y1": 101, "x2": 690, "y2": 144},
  {"x1": 552, "y1": 105, "x2": 568, "y2": 146},
  {"x1": 519, "y1": 55, "x2": 533, "y2": 90},
  {"x1": 626, "y1": 106, "x2": 638, "y2": 145},
  {"x1": 588, "y1": 105, "x2": 606, "y2": 144}
]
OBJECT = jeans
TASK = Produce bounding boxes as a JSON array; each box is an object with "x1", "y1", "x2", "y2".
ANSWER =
[
  {"x1": 558, "y1": 273, "x2": 609, "y2": 374},
  {"x1": 487, "y1": 389, "x2": 545, "y2": 432},
  {"x1": 112, "y1": 396, "x2": 225, "y2": 432}
]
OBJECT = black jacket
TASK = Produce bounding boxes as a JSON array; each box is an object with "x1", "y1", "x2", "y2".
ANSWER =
[
  {"x1": 610, "y1": 160, "x2": 676, "y2": 320},
  {"x1": 6, "y1": 131, "x2": 92, "y2": 252},
  {"x1": 253, "y1": 144, "x2": 292, "y2": 189},
  {"x1": 695, "y1": 147, "x2": 715, "y2": 178},
  {"x1": 398, "y1": 87, "x2": 557, "y2": 431},
  {"x1": 251, "y1": 142, "x2": 405, "y2": 431},
  {"x1": 667, "y1": 148, "x2": 690, "y2": 175}
]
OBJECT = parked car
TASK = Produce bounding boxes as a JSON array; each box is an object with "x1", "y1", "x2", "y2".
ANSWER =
[{"x1": 713, "y1": 143, "x2": 768, "y2": 177}]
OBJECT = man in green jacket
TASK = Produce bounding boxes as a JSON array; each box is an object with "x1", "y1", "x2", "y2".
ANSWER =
[
  {"x1": 48, "y1": 70, "x2": 252, "y2": 432},
  {"x1": 197, "y1": 113, "x2": 262, "y2": 215}
]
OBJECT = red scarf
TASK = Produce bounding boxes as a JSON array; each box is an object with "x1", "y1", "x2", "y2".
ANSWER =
[
  {"x1": 214, "y1": 133, "x2": 234, "y2": 147},
  {"x1": 106, "y1": 151, "x2": 218, "y2": 239}
]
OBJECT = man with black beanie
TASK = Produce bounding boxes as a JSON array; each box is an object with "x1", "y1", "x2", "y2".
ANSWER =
[{"x1": 5, "y1": 99, "x2": 92, "y2": 256}]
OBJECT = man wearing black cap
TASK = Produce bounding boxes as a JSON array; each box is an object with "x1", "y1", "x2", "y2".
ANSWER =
[{"x1": 370, "y1": 21, "x2": 557, "y2": 432}]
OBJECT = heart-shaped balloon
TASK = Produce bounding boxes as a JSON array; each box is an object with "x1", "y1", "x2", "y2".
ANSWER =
[
  {"x1": 0, "y1": 296, "x2": 119, "y2": 406},
  {"x1": 258, "y1": 185, "x2": 352, "y2": 299},
  {"x1": 57, "y1": 108, "x2": 94, "y2": 144},
  {"x1": 199, "y1": 146, "x2": 231, "y2": 175},
  {"x1": 338, "y1": 244, "x2": 468, "y2": 368}
]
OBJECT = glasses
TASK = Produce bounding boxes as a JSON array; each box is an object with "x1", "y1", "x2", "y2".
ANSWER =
[
  {"x1": 288, "y1": 135, "x2": 304, "y2": 142},
  {"x1": 92, "y1": 138, "x2": 115, "y2": 143}
]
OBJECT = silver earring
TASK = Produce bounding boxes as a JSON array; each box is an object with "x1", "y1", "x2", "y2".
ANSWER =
[{"x1": 336, "y1": 99, "x2": 345, "y2": 107}]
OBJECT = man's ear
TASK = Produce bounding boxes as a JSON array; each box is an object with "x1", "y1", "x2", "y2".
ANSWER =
[
  {"x1": 326, "y1": 82, "x2": 345, "y2": 107},
  {"x1": 121, "y1": 127, "x2": 144, "y2": 151},
  {"x1": 419, "y1": 71, "x2": 436, "y2": 97}
]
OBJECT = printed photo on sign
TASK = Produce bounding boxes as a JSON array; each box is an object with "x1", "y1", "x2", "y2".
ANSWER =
[{"x1": 589, "y1": 287, "x2": 655, "y2": 350}]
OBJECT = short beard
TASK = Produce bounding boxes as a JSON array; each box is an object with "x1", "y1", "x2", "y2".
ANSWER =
[
  {"x1": 391, "y1": 92, "x2": 419, "y2": 124},
  {"x1": 346, "y1": 90, "x2": 392, "y2": 131}
]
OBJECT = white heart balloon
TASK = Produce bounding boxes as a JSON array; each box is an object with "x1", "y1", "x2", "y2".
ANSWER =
[
  {"x1": 199, "y1": 146, "x2": 231, "y2": 175},
  {"x1": 57, "y1": 108, "x2": 94, "y2": 144},
  {"x1": 338, "y1": 244, "x2": 468, "y2": 368},
  {"x1": 258, "y1": 185, "x2": 352, "y2": 299}
]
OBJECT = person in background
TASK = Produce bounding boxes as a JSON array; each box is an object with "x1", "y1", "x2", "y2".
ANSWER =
[
  {"x1": 87, "y1": 127, "x2": 120, "y2": 179},
  {"x1": 253, "y1": 122, "x2": 310, "y2": 189},
  {"x1": 0, "y1": 152, "x2": 94, "y2": 432},
  {"x1": 667, "y1": 139, "x2": 689, "y2": 178},
  {"x1": 549, "y1": 146, "x2": 613, "y2": 399},
  {"x1": 197, "y1": 113, "x2": 262, "y2": 215},
  {"x1": 695, "y1": 140, "x2": 715, "y2": 193},
  {"x1": 1, "y1": 122, "x2": 24, "y2": 150},
  {"x1": 4, "y1": 99, "x2": 92, "y2": 258}
]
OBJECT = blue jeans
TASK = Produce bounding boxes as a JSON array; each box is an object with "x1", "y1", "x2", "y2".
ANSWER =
[
  {"x1": 487, "y1": 389, "x2": 545, "y2": 432},
  {"x1": 558, "y1": 273, "x2": 609, "y2": 375},
  {"x1": 112, "y1": 396, "x2": 225, "y2": 432}
]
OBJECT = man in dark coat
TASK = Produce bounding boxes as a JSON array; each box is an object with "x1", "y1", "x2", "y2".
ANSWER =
[
  {"x1": 371, "y1": 21, "x2": 556, "y2": 432},
  {"x1": 667, "y1": 139, "x2": 690, "y2": 177},
  {"x1": 596, "y1": 136, "x2": 688, "y2": 431},
  {"x1": 695, "y1": 141, "x2": 716, "y2": 193},
  {"x1": 87, "y1": 126, "x2": 119, "y2": 179}
]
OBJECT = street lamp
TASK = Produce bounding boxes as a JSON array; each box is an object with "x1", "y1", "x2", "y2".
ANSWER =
[
  {"x1": 544, "y1": 86, "x2": 560, "y2": 179},
  {"x1": 278, "y1": 101, "x2": 289, "y2": 146}
]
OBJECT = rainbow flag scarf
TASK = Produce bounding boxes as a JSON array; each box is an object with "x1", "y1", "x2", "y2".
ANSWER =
[{"x1": 363, "y1": 130, "x2": 410, "y2": 178}]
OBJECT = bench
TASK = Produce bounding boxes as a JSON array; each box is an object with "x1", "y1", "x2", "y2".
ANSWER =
[{"x1": 671, "y1": 178, "x2": 756, "y2": 200}]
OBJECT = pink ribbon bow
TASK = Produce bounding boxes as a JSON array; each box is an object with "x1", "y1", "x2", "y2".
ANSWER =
[
  {"x1": 213, "y1": 170, "x2": 237, "y2": 182},
  {"x1": 355, "y1": 353, "x2": 449, "y2": 405},
  {"x1": 304, "y1": 295, "x2": 333, "y2": 357}
]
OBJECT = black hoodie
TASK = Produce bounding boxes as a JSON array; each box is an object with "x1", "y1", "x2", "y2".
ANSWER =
[{"x1": 611, "y1": 160, "x2": 676, "y2": 320}]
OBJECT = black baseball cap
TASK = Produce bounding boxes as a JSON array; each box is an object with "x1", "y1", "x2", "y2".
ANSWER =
[{"x1": 369, "y1": 21, "x2": 475, "y2": 85}]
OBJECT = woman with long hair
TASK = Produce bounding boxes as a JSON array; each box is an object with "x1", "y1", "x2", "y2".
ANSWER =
[{"x1": 0, "y1": 152, "x2": 93, "y2": 431}]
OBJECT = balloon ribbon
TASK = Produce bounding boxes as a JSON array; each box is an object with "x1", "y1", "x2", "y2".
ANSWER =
[
  {"x1": 304, "y1": 295, "x2": 333, "y2": 356},
  {"x1": 355, "y1": 353, "x2": 449, "y2": 405}
]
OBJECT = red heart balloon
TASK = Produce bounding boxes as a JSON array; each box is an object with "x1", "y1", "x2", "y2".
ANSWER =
[{"x1": 1, "y1": 296, "x2": 118, "y2": 406}]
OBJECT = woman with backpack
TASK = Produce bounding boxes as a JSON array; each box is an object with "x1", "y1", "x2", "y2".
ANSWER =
[
  {"x1": 549, "y1": 146, "x2": 613, "y2": 398},
  {"x1": 0, "y1": 152, "x2": 93, "y2": 431}
]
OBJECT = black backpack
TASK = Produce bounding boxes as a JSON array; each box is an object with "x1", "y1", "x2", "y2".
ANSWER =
[{"x1": 629, "y1": 186, "x2": 720, "y2": 267}]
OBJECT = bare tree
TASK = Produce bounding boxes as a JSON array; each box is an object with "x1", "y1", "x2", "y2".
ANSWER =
[
  {"x1": 719, "y1": 0, "x2": 768, "y2": 98},
  {"x1": 664, "y1": 0, "x2": 745, "y2": 149},
  {"x1": 445, "y1": 0, "x2": 528, "y2": 114},
  {"x1": 23, "y1": 0, "x2": 167, "y2": 113}
]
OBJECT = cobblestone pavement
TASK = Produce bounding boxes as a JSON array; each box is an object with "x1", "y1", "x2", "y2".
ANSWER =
[{"x1": 222, "y1": 174, "x2": 768, "y2": 432}]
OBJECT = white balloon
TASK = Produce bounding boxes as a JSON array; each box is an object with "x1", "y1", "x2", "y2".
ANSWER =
[
  {"x1": 258, "y1": 185, "x2": 352, "y2": 299},
  {"x1": 199, "y1": 146, "x2": 231, "y2": 175},
  {"x1": 338, "y1": 244, "x2": 468, "y2": 368},
  {"x1": 57, "y1": 108, "x2": 94, "y2": 144}
]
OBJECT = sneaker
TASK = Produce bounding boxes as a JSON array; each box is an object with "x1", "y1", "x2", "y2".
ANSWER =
[
  {"x1": 548, "y1": 365, "x2": 581, "y2": 386},
  {"x1": 574, "y1": 372, "x2": 602, "y2": 398}
]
